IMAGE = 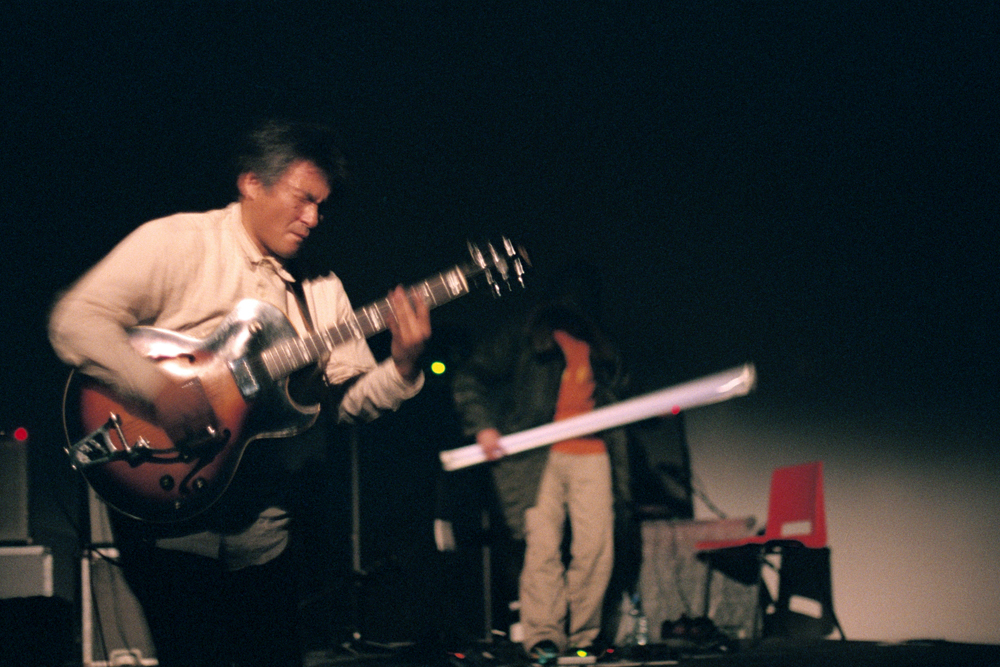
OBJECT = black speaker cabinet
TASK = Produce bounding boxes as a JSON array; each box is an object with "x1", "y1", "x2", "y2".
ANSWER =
[{"x1": 0, "y1": 435, "x2": 29, "y2": 543}]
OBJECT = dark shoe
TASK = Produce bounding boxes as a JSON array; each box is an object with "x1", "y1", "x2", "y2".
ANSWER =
[
  {"x1": 529, "y1": 640, "x2": 560, "y2": 666},
  {"x1": 661, "y1": 615, "x2": 732, "y2": 652}
]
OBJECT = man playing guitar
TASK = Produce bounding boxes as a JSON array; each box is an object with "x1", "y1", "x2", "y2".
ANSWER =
[{"x1": 49, "y1": 120, "x2": 432, "y2": 667}]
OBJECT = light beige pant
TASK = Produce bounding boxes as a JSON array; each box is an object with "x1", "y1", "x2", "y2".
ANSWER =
[{"x1": 519, "y1": 451, "x2": 614, "y2": 652}]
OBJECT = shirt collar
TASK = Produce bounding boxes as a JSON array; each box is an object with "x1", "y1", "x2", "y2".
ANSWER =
[{"x1": 229, "y1": 201, "x2": 297, "y2": 284}]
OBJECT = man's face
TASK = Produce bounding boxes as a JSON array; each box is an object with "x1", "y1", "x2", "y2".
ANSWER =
[{"x1": 240, "y1": 160, "x2": 331, "y2": 259}]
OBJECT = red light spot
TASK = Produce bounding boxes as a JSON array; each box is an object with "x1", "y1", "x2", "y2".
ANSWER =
[
  {"x1": 13, "y1": 427, "x2": 29, "y2": 441},
  {"x1": 671, "y1": 405, "x2": 681, "y2": 415}
]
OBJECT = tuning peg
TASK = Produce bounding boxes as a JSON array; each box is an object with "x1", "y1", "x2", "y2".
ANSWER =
[
  {"x1": 467, "y1": 241, "x2": 486, "y2": 269},
  {"x1": 466, "y1": 238, "x2": 530, "y2": 296},
  {"x1": 503, "y1": 237, "x2": 530, "y2": 289}
]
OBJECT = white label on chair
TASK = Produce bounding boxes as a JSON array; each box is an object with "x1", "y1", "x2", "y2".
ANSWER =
[
  {"x1": 780, "y1": 520, "x2": 812, "y2": 537},
  {"x1": 789, "y1": 595, "x2": 823, "y2": 619}
]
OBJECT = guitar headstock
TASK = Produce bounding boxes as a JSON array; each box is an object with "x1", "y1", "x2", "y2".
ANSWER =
[{"x1": 467, "y1": 238, "x2": 530, "y2": 297}]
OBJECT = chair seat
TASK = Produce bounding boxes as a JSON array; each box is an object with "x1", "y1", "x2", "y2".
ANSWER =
[
  {"x1": 695, "y1": 542, "x2": 764, "y2": 586},
  {"x1": 696, "y1": 538, "x2": 813, "y2": 585},
  {"x1": 695, "y1": 534, "x2": 769, "y2": 552}
]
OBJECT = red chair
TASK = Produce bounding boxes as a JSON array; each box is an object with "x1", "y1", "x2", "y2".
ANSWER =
[{"x1": 695, "y1": 461, "x2": 845, "y2": 640}]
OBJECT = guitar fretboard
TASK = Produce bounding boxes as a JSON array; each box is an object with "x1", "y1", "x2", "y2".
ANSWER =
[{"x1": 260, "y1": 265, "x2": 472, "y2": 381}]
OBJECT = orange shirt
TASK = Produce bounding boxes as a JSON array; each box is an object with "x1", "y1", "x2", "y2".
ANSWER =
[{"x1": 550, "y1": 330, "x2": 606, "y2": 455}]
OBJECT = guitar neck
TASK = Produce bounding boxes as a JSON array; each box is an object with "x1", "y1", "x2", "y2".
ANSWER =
[{"x1": 261, "y1": 264, "x2": 474, "y2": 381}]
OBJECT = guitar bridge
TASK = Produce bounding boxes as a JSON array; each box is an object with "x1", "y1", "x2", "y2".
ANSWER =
[{"x1": 66, "y1": 413, "x2": 154, "y2": 468}]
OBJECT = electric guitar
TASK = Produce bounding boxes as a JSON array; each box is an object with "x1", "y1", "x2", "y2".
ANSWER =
[{"x1": 65, "y1": 239, "x2": 528, "y2": 523}]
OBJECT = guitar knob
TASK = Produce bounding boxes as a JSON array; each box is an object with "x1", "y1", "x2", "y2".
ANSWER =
[{"x1": 159, "y1": 475, "x2": 175, "y2": 491}]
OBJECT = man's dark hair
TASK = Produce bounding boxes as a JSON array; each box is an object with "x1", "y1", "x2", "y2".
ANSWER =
[{"x1": 234, "y1": 119, "x2": 350, "y2": 189}]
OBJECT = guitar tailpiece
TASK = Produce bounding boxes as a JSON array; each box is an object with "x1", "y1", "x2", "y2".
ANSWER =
[
  {"x1": 67, "y1": 419, "x2": 120, "y2": 469},
  {"x1": 67, "y1": 413, "x2": 160, "y2": 468}
]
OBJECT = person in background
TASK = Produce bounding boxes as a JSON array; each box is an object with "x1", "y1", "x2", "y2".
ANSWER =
[{"x1": 452, "y1": 288, "x2": 633, "y2": 664}]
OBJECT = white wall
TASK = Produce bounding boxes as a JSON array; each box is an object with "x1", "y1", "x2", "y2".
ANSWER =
[{"x1": 684, "y1": 395, "x2": 1000, "y2": 646}]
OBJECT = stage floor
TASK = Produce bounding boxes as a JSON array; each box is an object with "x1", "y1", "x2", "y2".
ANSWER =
[{"x1": 303, "y1": 638, "x2": 1000, "y2": 667}]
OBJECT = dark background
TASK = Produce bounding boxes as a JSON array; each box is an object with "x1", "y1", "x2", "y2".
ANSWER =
[{"x1": 2, "y1": 0, "x2": 997, "y2": 647}]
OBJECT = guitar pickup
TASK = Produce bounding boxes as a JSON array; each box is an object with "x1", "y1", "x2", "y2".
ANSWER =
[{"x1": 229, "y1": 357, "x2": 260, "y2": 399}]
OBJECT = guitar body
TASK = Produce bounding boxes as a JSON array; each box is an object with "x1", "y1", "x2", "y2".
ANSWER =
[
  {"x1": 74, "y1": 300, "x2": 319, "y2": 523},
  {"x1": 66, "y1": 240, "x2": 529, "y2": 523}
]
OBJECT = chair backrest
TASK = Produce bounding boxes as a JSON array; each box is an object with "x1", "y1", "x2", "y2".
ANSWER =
[{"x1": 764, "y1": 461, "x2": 827, "y2": 548}]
